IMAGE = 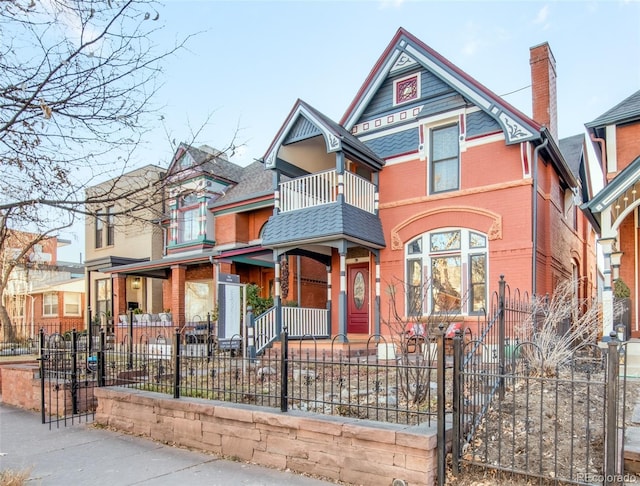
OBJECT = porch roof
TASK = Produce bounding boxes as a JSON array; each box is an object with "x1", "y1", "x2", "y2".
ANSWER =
[
  {"x1": 99, "y1": 246, "x2": 273, "y2": 278},
  {"x1": 582, "y1": 155, "x2": 640, "y2": 234},
  {"x1": 262, "y1": 203, "x2": 386, "y2": 250}
]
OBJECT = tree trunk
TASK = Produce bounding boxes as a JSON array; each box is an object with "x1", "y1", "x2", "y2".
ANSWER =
[{"x1": 0, "y1": 303, "x2": 16, "y2": 343}]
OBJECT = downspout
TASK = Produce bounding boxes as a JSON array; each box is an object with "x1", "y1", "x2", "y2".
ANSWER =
[{"x1": 532, "y1": 138, "x2": 549, "y2": 296}]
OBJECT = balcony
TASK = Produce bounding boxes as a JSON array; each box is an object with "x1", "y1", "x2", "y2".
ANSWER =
[{"x1": 279, "y1": 169, "x2": 376, "y2": 214}]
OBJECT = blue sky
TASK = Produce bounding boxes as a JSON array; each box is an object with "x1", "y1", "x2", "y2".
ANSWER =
[{"x1": 58, "y1": 0, "x2": 640, "y2": 261}]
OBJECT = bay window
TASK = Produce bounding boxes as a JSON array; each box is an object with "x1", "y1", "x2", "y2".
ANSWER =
[{"x1": 405, "y1": 228, "x2": 487, "y2": 316}]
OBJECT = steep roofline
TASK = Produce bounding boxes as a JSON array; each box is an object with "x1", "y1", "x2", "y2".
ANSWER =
[
  {"x1": 263, "y1": 99, "x2": 384, "y2": 171},
  {"x1": 340, "y1": 27, "x2": 541, "y2": 143}
]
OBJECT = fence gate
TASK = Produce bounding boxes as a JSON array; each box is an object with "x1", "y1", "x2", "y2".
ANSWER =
[
  {"x1": 39, "y1": 328, "x2": 97, "y2": 427},
  {"x1": 451, "y1": 277, "x2": 627, "y2": 485}
]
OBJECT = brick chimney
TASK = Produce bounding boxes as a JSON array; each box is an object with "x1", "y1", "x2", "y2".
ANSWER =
[{"x1": 530, "y1": 42, "x2": 558, "y2": 141}]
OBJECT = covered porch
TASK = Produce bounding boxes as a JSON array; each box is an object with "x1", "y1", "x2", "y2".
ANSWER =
[{"x1": 260, "y1": 100, "x2": 387, "y2": 350}]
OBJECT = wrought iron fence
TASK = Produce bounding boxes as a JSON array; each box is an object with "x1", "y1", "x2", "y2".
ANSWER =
[
  {"x1": 96, "y1": 324, "x2": 449, "y2": 427},
  {"x1": 451, "y1": 276, "x2": 626, "y2": 486},
  {"x1": 32, "y1": 276, "x2": 627, "y2": 486},
  {"x1": 38, "y1": 328, "x2": 97, "y2": 428}
]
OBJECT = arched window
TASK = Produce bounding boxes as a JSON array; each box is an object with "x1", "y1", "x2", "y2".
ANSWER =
[{"x1": 405, "y1": 228, "x2": 487, "y2": 316}]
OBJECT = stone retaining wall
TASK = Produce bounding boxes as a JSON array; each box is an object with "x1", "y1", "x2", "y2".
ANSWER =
[
  {"x1": 95, "y1": 387, "x2": 442, "y2": 486},
  {"x1": 1, "y1": 363, "x2": 41, "y2": 411}
]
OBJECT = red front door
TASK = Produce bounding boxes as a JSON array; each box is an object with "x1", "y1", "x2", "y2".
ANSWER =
[{"x1": 347, "y1": 263, "x2": 369, "y2": 334}]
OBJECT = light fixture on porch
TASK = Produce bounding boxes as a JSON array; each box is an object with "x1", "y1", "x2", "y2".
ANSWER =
[{"x1": 132, "y1": 277, "x2": 141, "y2": 290}]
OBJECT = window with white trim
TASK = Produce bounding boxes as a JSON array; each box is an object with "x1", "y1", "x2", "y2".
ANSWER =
[
  {"x1": 179, "y1": 193, "x2": 200, "y2": 243},
  {"x1": 405, "y1": 228, "x2": 487, "y2": 316},
  {"x1": 64, "y1": 292, "x2": 81, "y2": 316},
  {"x1": 96, "y1": 278, "x2": 111, "y2": 318},
  {"x1": 43, "y1": 292, "x2": 58, "y2": 316},
  {"x1": 429, "y1": 123, "x2": 460, "y2": 194}
]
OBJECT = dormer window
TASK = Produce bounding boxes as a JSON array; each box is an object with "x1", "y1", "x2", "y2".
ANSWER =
[{"x1": 177, "y1": 153, "x2": 195, "y2": 170}]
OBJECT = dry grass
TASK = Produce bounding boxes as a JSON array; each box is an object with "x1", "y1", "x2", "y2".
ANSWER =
[{"x1": 0, "y1": 469, "x2": 31, "y2": 486}]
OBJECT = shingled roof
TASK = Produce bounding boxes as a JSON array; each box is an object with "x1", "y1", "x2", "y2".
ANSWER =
[
  {"x1": 208, "y1": 160, "x2": 276, "y2": 209},
  {"x1": 586, "y1": 89, "x2": 640, "y2": 128}
]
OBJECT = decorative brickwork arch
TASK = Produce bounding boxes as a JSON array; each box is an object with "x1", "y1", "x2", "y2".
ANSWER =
[{"x1": 390, "y1": 206, "x2": 502, "y2": 250}]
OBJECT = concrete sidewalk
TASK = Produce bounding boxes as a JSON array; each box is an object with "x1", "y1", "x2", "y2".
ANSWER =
[{"x1": 0, "y1": 403, "x2": 338, "y2": 485}]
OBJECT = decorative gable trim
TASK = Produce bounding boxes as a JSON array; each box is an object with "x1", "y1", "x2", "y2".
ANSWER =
[
  {"x1": 405, "y1": 44, "x2": 536, "y2": 144},
  {"x1": 265, "y1": 105, "x2": 343, "y2": 169},
  {"x1": 390, "y1": 52, "x2": 418, "y2": 73},
  {"x1": 342, "y1": 29, "x2": 540, "y2": 146},
  {"x1": 393, "y1": 72, "x2": 421, "y2": 106},
  {"x1": 352, "y1": 105, "x2": 424, "y2": 135}
]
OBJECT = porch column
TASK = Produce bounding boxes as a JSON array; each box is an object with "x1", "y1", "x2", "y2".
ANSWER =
[
  {"x1": 112, "y1": 275, "x2": 127, "y2": 319},
  {"x1": 336, "y1": 151, "x2": 345, "y2": 205},
  {"x1": 273, "y1": 251, "x2": 282, "y2": 333},
  {"x1": 338, "y1": 250, "x2": 347, "y2": 342},
  {"x1": 272, "y1": 171, "x2": 281, "y2": 216},
  {"x1": 599, "y1": 237, "x2": 616, "y2": 339},
  {"x1": 374, "y1": 252, "x2": 381, "y2": 338},
  {"x1": 373, "y1": 172, "x2": 380, "y2": 216},
  {"x1": 326, "y1": 265, "x2": 332, "y2": 337},
  {"x1": 171, "y1": 265, "x2": 186, "y2": 328}
]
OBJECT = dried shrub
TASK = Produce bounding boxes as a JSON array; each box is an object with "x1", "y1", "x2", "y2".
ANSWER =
[
  {"x1": 517, "y1": 279, "x2": 600, "y2": 376},
  {"x1": 383, "y1": 276, "x2": 466, "y2": 404}
]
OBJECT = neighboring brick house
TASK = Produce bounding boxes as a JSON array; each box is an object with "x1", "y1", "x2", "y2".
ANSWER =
[
  {"x1": 260, "y1": 28, "x2": 597, "y2": 343},
  {"x1": 582, "y1": 89, "x2": 640, "y2": 337},
  {"x1": 2, "y1": 232, "x2": 84, "y2": 340},
  {"x1": 99, "y1": 144, "x2": 327, "y2": 337}
]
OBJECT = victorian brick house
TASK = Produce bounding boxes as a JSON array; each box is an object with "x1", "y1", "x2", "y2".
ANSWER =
[{"x1": 259, "y1": 28, "x2": 596, "y2": 345}]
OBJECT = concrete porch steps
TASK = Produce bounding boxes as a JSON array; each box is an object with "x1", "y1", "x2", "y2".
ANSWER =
[{"x1": 263, "y1": 336, "x2": 380, "y2": 359}]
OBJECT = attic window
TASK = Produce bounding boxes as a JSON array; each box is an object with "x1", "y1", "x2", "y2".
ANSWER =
[
  {"x1": 394, "y1": 73, "x2": 420, "y2": 106},
  {"x1": 177, "y1": 153, "x2": 195, "y2": 170}
]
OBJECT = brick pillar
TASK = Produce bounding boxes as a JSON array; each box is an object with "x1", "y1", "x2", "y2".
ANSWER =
[
  {"x1": 171, "y1": 265, "x2": 186, "y2": 327},
  {"x1": 112, "y1": 275, "x2": 127, "y2": 318}
]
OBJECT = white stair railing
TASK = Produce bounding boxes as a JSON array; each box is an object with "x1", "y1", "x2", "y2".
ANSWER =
[{"x1": 254, "y1": 306, "x2": 329, "y2": 354}]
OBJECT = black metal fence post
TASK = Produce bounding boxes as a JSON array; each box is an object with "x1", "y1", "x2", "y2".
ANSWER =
[
  {"x1": 605, "y1": 331, "x2": 620, "y2": 483},
  {"x1": 128, "y1": 309, "x2": 134, "y2": 370},
  {"x1": 498, "y1": 275, "x2": 506, "y2": 400},
  {"x1": 207, "y1": 312, "x2": 213, "y2": 361},
  {"x1": 280, "y1": 328, "x2": 288, "y2": 412},
  {"x1": 451, "y1": 329, "x2": 462, "y2": 476},
  {"x1": 71, "y1": 329, "x2": 78, "y2": 415},
  {"x1": 39, "y1": 328, "x2": 46, "y2": 424},
  {"x1": 437, "y1": 323, "x2": 446, "y2": 486},
  {"x1": 98, "y1": 328, "x2": 106, "y2": 387},
  {"x1": 87, "y1": 307, "x2": 93, "y2": 354},
  {"x1": 173, "y1": 327, "x2": 181, "y2": 399}
]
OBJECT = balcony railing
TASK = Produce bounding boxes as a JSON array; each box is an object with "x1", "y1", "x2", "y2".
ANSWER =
[{"x1": 279, "y1": 169, "x2": 376, "y2": 214}]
